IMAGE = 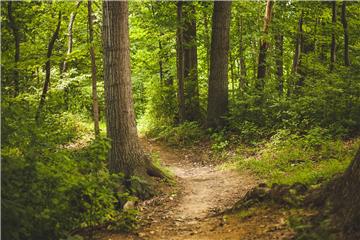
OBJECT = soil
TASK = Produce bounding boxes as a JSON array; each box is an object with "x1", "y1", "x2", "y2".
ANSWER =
[{"x1": 97, "y1": 140, "x2": 295, "y2": 240}]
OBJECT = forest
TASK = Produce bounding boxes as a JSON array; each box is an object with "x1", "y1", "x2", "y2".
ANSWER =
[{"x1": 1, "y1": 0, "x2": 360, "y2": 239}]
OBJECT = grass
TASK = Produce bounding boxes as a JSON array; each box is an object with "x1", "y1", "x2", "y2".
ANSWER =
[
  {"x1": 236, "y1": 207, "x2": 257, "y2": 220},
  {"x1": 230, "y1": 132, "x2": 360, "y2": 186}
]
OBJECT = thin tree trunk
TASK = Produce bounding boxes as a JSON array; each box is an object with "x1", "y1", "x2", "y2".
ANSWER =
[
  {"x1": 319, "y1": 19, "x2": 327, "y2": 62},
  {"x1": 183, "y1": 2, "x2": 200, "y2": 121},
  {"x1": 207, "y1": 1, "x2": 232, "y2": 128},
  {"x1": 62, "y1": 1, "x2": 81, "y2": 73},
  {"x1": 341, "y1": 1, "x2": 350, "y2": 67},
  {"x1": 256, "y1": 0, "x2": 274, "y2": 90},
  {"x1": 204, "y1": 6, "x2": 211, "y2": 78},
  {"x1": 7, "y1": 1, "x2": 20, "y2": 96},
  {"x1": 150, "y1": 4, "x2": 165, "y2": 86},
  {"x1": 293, "y1": 13, "x2": 303, "y2": 74},
  {"x1": 36, "y1": 11, "x2": 62, "y2": 122},
  {"x1": 238, "y1": 16, "x2": 246, "y2": 92},
  {"x1": 252, "y1": 39, "x2": 257, "y2": 80},
  {"x1": 176, "y1": 1, "x2": 185, "y2": 123},
  {"x1": 330, "y1": 1, "x2": 336, "y2": 72},
  {"x1": 103, "y1": 1, "x2": 163, "y2": 178},
  {"x1": 88, "y1": 0, "x2": 100, "y2": 137},
  {"x1": 275, "y1": 34, "x2": 284, "y2": 95},
  {"x1": 229, "y1": 50, "x2": 235, "y2": 100}
]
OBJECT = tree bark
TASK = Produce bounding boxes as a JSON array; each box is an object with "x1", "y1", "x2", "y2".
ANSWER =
[
  {"x1": 203, "y1": 5, "x2": 211, "y2": 79},
  {"x1": 292, "y1": 13, "x2": 303, "y2": 74},
  {"x1": 229, "y1": 49, "x2": 235, "y2": 101},
  {"x1": 36, "y1": 11, "x2": 62, "y2": 122},
  {"x1": 183, "y1": 2, "x2": 200, "y2": 121},
  {"x1": 7, "y1": 1, "x2": 20, "y2": 96},
  {"x1": 341, "y1": 1, "x2": 350, "y2": 67},
  {"x1": 256, "y1": 0, "x2": 274, "y2": 90},
  {"x1": 88, "y1": 0, "x2": 100, "y2": 137},
  {"x1": 330, "y1": 1, "x2": 336, "y2": 72},
  {"x1": 207, "y1": 1, "x2": 232, "y2": 129},
  {"x1": 103, "y1": 1, "x2": 163, "y2": 178},
  {"x1": 238, "y1": 16, "x2": 246, "y2": 92},
  {"x1": 332, "y1": 147, "x2": 360, "y2": 235},
  {"x1": 176, "y1": 1, "x2": 185, "y2": 123},
  {"x1": 62, "y1": 1, "x2": 81, "y2": 73},
  {"x1": 275, "y1": 34, "x2": 284, "y2": 95}
]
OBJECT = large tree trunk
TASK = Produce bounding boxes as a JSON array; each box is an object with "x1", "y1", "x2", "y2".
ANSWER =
[
  {"x1": 103, "y1": 1, "x2": 163, "y2": 178},
  {"x1": 330, "y1": 1, "x2": 336, "y2": 72},
  {"x1": 176, "y1": 1, "x2": 185, "y2": 123},
  {"x1": 341, "y1": 1, "x2": 350, "y2": 67},
  {"x1": 332, "y1": 147, "x2": 360, "y2": 236},
  {"x1": 207, "y1": 1, "x2": 232, "y2": 129},
  {"x1": 62, "y1": 1, "x2": 81, "y2": 73},
  {"x1": 183, "y1": 2, "x2": 200, "y2": 121},
  {"x1": 35, "y1": 11, "x2": 62, "y2": 122},
  {"x1": 256, "y1": 0, "x2": 274, "y2": 90},
  {"x1": 275, "y1": 34, "x2": 284, "y2": 95},
  {"x1": 88, "y1": 0, "x2": 100, "y2": 137},
  {"x1": 7, "y1": 1, "x2": 20, "y2": 96}
]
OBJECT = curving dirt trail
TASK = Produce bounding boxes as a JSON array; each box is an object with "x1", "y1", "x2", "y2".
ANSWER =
[{"x1": 100, "y1": 140, "x2": 294, "y2": 240}]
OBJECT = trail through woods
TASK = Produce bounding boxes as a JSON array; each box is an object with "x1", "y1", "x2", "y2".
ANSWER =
[{"x1": 99, "y1": 140, "x2": 295, "y2": 240}]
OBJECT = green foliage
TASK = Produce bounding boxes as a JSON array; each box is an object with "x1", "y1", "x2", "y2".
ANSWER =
[
  {"x1": 141, "y1": 121, "x2": 205, "y2": 146},
  {"x1": 210, "y1": 131, "x2": 229, "y2": 153},
  {"x1": 2, "y1": 1, "x2": 360, "y2": 238},
  {"x1": 236, "y1": 208, "x2": 256, "y2": 221},
  {"x1": 235, "y1": 128, "x2": 360, "y2": 186},
  {"x1": 288, "y1": 214, "x2": 336, "y2": 240},
  {"x1": 1, "y1": 97, "x2": 135, "y2": 239}
]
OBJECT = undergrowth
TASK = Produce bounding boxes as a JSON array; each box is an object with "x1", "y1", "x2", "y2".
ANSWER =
[
  {"x1": 233, "y1": 128, "x2": 359, "y2": 186},
  {"x1": 1, "y1": 96, "x2": 139, "y2": 240}
]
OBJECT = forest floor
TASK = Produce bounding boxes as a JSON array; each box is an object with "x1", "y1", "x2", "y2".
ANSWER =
[{"x1": 97, "y1": 139, "x2": 297, "y2": 240}]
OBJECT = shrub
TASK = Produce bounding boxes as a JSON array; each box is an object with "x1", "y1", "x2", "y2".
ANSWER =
[
  {"x1": 1, "y1": 97, "x2": 134, "y2": 239},
  {"x1": 235, "y1": 128, "x2": 360, "y2": 186}
]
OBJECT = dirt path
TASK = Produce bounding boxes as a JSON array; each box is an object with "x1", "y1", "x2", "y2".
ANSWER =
[{"x1": 100, "y1": 140, "x2": 294, "y2": 240}]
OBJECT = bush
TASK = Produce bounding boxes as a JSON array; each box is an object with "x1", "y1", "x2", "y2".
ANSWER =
[
  {"x1": 154, "y1": 121, "x2": 205, "y2": 146},
  {"x1": 1, "y1": 97, "x2": 134, "y2": 239},
  {"x1": 235, "y1": 128, "x2": 360, "y2": 186}
]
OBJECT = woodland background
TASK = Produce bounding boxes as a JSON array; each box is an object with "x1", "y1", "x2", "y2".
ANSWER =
[{"x1": 1, "y1": 1, "x2": 360, "y2": 239}]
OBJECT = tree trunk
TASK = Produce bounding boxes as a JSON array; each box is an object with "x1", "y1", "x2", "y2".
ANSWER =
[
  {"x1": 207, "y1": 1, "x2": 232, "y2": 129},
  {"x1": 238, "y1": 16, "x2": 246, "y2": 92},
  {"x1": 275, "y1": 34, "x2": 284, "y2": 95},
  {"x1": 176, "y1": 1, "x2": 185, "y2": 123},
  {"x1": 341, "y1": 1, "x2": 350, "y2": 67},
  {"x1": 88, "y1": 0, "x2": 100, "y2": 137},
  {"x1": 35, "y1": 11, "x2": 62, "y2": 122},
  {"x1": 103, "y1": 1, "x2": 163, "y2": 178},
  {"x1": 203, "y1": 6, "x2": 211, "y2": 79},
  {"x1": 330, "y1": 1, "x2": 336, "y2": 72},
  {"x1": 62, "y1": 1, "x2": 81, "y2": 73},
  {"x1": 332, "y1": 147, "x2": 360, "y2": 236},
  {"x1": 292, "y1": 13, "x2": 303, "y2": 74},
  {"x1": 256, "y1": 0, "x2": 274, "y2": 90},
  {"x1": 7, "y1": 1, "x2": 20, "y2": 96},
  {"x1": 183, "y1": 2, "x2": 200, "y2": 121},
  {"x1": 229, "y1": 50, "x2": 235, "y2": 101}
]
